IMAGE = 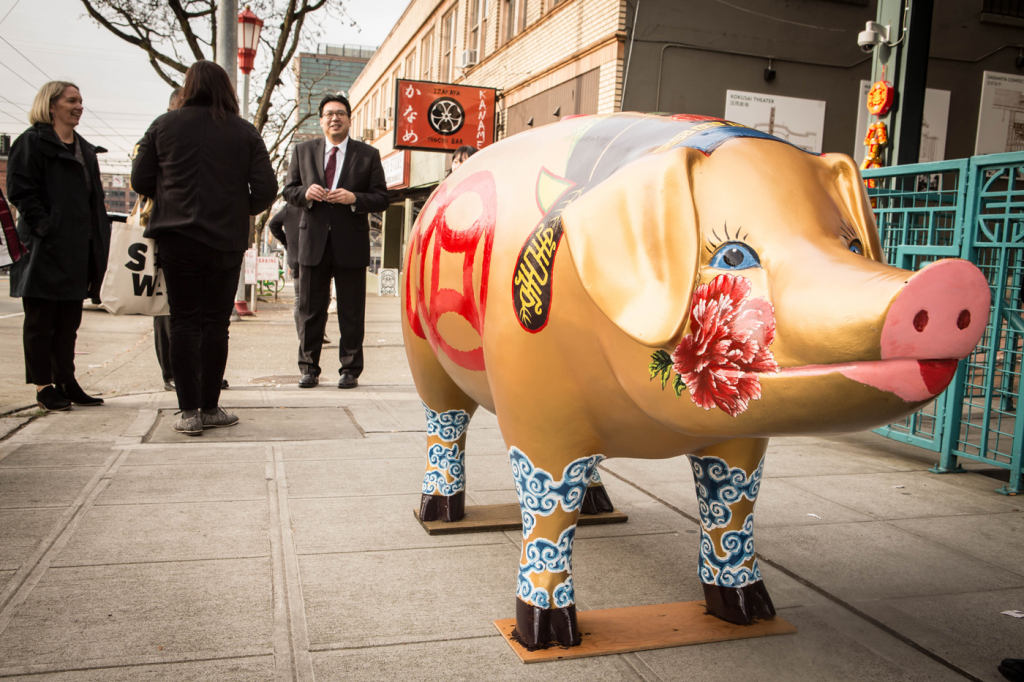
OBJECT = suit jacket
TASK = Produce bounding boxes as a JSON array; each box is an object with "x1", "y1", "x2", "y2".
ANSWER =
[
  {"x1": 282, "y1": 137, "x2": 388, "y2": 268},
  {"x1": 267, "y1": 204, "x2": 301, "y2": 272}
]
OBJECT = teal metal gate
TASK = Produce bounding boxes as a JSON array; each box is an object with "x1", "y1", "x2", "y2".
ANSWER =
[{"x1": 863, "y1": 152, "x2": 1024, "y2": 495}]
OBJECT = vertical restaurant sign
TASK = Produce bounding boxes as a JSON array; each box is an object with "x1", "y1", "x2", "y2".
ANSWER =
[{"x1": 394, "y1": 79, "x2": 497, "y2": 152}]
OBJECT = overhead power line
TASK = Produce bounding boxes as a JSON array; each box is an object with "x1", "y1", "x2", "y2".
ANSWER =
[
  {"x1": 0, "y1": 0, "x2": 21, "y2": 27},
  {"x1": 0, "y1": 47, "x2": 139, "y2": 151}
]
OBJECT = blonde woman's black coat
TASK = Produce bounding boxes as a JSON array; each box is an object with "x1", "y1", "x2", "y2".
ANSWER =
[{"x1": 6, "y1": 123, "x2": 111, "y2": 301}]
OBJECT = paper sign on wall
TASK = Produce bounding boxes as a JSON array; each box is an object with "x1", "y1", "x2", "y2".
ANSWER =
[
  {"x1": 976, "y1": 71, "x2": 1024, "y2": 155},
  {"x1": 724, "y1": 90, "x2": 826, "y2": 153}
]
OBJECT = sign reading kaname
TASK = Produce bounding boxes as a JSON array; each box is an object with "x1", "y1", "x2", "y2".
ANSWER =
[{"x1": 394, "y1": 79, "x2": 497, "y2": 152}]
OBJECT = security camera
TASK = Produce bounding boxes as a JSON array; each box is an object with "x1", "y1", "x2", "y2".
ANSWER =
[{"x1": 857, "y1": 21, "x2": 890, "y2": 53}]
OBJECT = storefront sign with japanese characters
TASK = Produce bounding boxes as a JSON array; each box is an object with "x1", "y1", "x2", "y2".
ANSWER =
[{"x1": 393, "y1": 79, "x2": 497, "y2": 152}]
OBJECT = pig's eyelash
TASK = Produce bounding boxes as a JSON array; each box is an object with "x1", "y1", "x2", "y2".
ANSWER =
[
  {"x1": 838, "y1": 220, "x2": 858, "y2": 241},
  {"x1": 707, "y1": 224, "x2": 750, "y2": 253}
]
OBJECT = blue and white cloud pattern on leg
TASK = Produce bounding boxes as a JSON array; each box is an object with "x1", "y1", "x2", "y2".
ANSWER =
[
  {"x1": 509, "y1": 447, "x2": 604, "y2": 608},
  {"x1": 421, "y1": 403, "x2": 471, "y2": 497},
  {"x1": 423, "y1": 404, "x2": 471, "y2": 441},
  {"x1": 689, "y1": 454, "x2": 765, "y2": 587}
]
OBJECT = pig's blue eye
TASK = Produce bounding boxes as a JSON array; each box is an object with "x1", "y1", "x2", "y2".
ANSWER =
[
  {"x1": 848, "y1": 239, "x2": 863, "y2": 255},
  {"x1": 709, "y1": 242, "x2": 761, "y2": 270}
]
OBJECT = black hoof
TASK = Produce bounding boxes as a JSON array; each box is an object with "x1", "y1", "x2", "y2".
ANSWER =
[
  {"x1": 580, "y1": 484, "x2": 615, "y2": 514},
  {"x1": 510, "y1": 598, "x2": 582, "y2": 650},
  {"x1": 702, "y1": 581, "x2": 776, "y2": 625},
  {"x1": 418, "y1": 491, "x2": 465, "y2": 522}
]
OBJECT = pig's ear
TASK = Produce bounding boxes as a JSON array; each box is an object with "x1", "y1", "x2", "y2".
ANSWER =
[
  {"x1": 561, "y1": 147, "x2": 703, "y2": 348},
  {"x1": 821, "y1": 153, "x2": 885, "y2": 264}
]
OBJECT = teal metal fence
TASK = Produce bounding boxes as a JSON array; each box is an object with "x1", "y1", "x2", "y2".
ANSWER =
[{"x1": 863, "y1": 152, "x2": 1024, "y2": 495}]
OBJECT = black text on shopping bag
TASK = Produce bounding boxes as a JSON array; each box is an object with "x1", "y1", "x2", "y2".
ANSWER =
[{"x1": 125, "y1": 243, "x2": 162, "y2": 297}]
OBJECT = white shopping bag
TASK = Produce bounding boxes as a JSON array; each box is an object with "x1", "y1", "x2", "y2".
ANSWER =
[{"x1": 99, "y1": 199, "x2": 169, "y2": 316}]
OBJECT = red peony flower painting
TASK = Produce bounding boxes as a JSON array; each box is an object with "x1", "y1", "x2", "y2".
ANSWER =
[{"x1": 661, "y1": 274, "x2": 778, "y2": 417}]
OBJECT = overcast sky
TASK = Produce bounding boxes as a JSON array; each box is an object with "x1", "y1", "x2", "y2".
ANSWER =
[{"x1": 0, "y1": 0, "x2": 409, "y2": 173}]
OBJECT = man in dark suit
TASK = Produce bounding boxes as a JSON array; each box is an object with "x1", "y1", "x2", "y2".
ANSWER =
[{"x1": 282, "y1": 94, "x2": 388, "y2": 389}]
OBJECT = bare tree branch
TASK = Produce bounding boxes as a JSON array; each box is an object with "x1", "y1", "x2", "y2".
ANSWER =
[{"x1": 167, "y1": 0, "x2": 208, "y2": 61}]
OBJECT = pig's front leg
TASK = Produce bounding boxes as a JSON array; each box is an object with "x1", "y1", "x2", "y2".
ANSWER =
[
  {"x1": 508, "y1": 446, "x2": 604, "y2": 650},
  {"x1": 690, "y1": 438, "x2": 775, "y2": 625}
]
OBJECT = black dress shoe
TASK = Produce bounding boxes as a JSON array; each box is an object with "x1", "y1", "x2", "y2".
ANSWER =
[
  {"x1": 298, "y1": 374, "x2": 319, "y2": 388},
  {"x1": 338, "y1": 372, "x2": 358, "y2": 389},
  {"x1": 1000, "y1": 659, "x2": 1024, "y2": 682},
  {"x1": 56, "y1": 381, "x2": 104, "y2": 406},
  {"x1": 221, "y1": 379, "x2": 229, "y2": 389},
  {"x1": 163, "y1": 380, "x2": 175, "y2": 392},
  {"x1": 36, "y1": 386, "x2": 71, "y2": 412}
]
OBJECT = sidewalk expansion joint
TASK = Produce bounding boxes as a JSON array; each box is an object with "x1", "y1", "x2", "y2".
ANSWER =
[
  {"x1": 0, "y1": 447, "x2": 131, "y2": 637},
  {"x1": 267, "y1": 445, "x2": 315, "y2": 682},
  {"x1": 0, "y1": 651, "x2": 273, "y2": 679},
  {"x1": 308, "y1": 632, "x2": 500, "y2": 653},
  {"x1": 600, "y1": 466, "x2": 988, "y2": 682}
]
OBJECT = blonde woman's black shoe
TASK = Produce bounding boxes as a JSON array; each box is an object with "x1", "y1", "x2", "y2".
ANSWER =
[
  {"x1": 37, "y1": 386, "x2": 71, "y2": 412},
  {"x1": 56, "y1": 381, "x2": 104, "y2": 406}
]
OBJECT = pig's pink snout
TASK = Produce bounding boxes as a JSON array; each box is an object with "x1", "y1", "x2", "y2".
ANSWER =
[{"x1": 880, "y1": 259, "x2": 991, "y2": 361}]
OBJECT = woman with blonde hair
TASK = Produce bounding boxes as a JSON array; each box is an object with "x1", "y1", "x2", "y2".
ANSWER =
[{"x1": 6, "y1": 81, "x2": 110, "y2": 411}]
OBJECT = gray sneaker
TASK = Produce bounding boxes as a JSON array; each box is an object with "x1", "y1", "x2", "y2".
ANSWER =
[
  {"x1": 201, "y1": 407, "x2": 239, "y2": 428},
  {"x1": 172, "y1": 411, "x2": 203, "y2": 436}
]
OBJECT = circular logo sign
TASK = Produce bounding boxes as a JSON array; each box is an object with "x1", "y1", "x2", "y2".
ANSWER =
[{"x1": 427, "y1": 97, "x2": 465, "y2": 136}]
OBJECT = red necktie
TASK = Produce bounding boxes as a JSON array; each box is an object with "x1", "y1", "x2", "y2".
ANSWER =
[{"x1": 324, "y1": 146, "x2": 338, "y2": 190}]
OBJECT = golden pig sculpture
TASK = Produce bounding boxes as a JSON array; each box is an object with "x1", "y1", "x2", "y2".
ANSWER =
[{"x1": 401, "y1": 113, "x2": 991, "y2": 650}]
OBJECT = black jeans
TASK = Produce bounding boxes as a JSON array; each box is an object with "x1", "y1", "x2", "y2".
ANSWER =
[
  {"x1": 297, "y1": 232, "x2": 366, "y2": 378},
  {"x1": 157, "y1": 231, "x2": 242, "y2": 411},
  {"x1": 22, "y1": 297, "x2": 83, "y2": 385}
]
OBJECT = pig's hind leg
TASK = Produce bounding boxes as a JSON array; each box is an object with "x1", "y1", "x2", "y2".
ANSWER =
[
  {"x1": 419, "y1": 400, "x2": 476, "y2": 522},
  {"x1": 406, "y1": 335, "x2": 479, "y2": 522},
  {"x1": 689, "y1": 438, "x2": 775, "y2": 625},
  {"x1": 580, "y1": 469, "x2": 615, "y2": 514},
  {"x1": 507, "y1": 446, "x2": 604, "y2": 649}
]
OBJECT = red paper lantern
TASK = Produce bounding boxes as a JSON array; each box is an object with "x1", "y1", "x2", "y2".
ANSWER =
[
  {"x1": 237, "y1": 6, "x2": 264, "y2": 75},
  {"x1": 866, "y1": 80, "x2": 894, "y2": 116}
]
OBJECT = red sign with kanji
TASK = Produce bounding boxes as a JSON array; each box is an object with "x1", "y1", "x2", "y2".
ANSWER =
[{"x1": 393, "y1": 79, "x2": 497, "y2": 152}]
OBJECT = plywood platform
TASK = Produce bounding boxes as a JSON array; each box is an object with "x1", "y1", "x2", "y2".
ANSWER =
[
  {"x1": 413, "y1": 503, "x2": 628, "y2": 535},
  {"x1": 494, "y1": 600, "x2": 796, "y2": 663}
]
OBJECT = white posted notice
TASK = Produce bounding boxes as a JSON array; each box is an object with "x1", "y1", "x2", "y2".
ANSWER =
[
  {"x1": 725, "y1": 90, "x2": 826, "y2": 153},
  {"x1": 976, "y1": 71, "x2": 1024, "y2": 155}
]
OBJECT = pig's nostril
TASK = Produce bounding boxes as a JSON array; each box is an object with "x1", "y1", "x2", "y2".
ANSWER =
[
  {"x1": 913, "y1": 310, "x2": 929, "y2": 332},
  {"x1": 957, "y1": 309, "x2": 971, "y2": 330}
]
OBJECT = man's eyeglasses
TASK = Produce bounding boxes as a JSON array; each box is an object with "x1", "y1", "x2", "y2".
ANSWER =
[{"x1": 322, "y1": 112, "x2": 348, "y2": 119}]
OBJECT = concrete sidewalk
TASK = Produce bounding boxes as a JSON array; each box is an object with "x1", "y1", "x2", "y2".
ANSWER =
[{"x1": 0, "y1": 296, "x2": 1022, "y2": 681}]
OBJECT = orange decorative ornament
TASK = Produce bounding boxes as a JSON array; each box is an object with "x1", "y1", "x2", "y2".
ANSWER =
[{"x1": 866, "y1": 80, "x2": 894, "y2": 116}]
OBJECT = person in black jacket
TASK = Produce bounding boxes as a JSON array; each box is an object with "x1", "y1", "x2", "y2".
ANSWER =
[
  {"x1": 7, "y1": 80, "x2": 111, "y2": 412},
  {"x1": 282, "y1": 94, "x2": 388, "y2": 389},
  {"x1": 132, "y1": 61, "x2": 277, "y2": 436}
]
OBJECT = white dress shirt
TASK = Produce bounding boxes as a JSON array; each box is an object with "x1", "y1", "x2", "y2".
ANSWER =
[{"x1": 324, "y1": 136, "x2": 348, "y2": 190}]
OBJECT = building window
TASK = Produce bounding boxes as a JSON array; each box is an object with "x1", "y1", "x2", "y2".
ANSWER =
[
  {"x1": 441, "y1": 9, "x2": 457, "y2": 82},
  {"x1": 470, "y1": 0, "x2": 487, "y2": 61},
  {"x1": 984, "y1": 0, "x2": 1024, "y2": 16},
  {"x1": 380, "y1": 83, "x2": 389, "y2": 124},
  {"x1": 405, "y1": 52, "x2": 416, "y2": 81},
  {"x1": 421, "y1": 31, "x2": 434, "y2": 80},
  {"x1": 503, "y1": 0, "x2": 525, "y2": 43},
  {"x1": 371, "y1": 92, "x2": 378, "y2": 130}
]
